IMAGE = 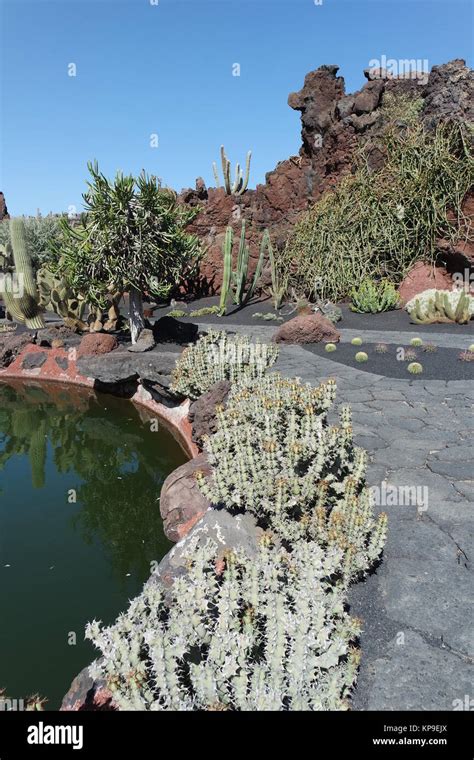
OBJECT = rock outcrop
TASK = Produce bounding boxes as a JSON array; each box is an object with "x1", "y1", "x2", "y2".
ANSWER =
[{"x1": 273, "y1": 313, "x2": 341, "y2": 345}]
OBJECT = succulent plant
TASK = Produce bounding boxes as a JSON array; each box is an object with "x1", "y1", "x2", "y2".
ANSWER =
[
  {"x1": 37, "y1": 266, "x2": 89, "y2": 332},
  {"x1": 468, "y1": 344, "x2": 474, "y2": 353},
  {"x1": 167, "y1": 309, "x2": 187, "y2": 318},
  {"x1": 407, "y1": 362, "x2": 423, "y2": 374},
  {"x1": 350, "y1": 278, "x2": 399, "y2": 313},
  {"x1": 410, "y1": 337, "x2": 423, "y2": 347},
  {"x1": 458, "y1": 350, "x2": 474, "y2": 362},
  {"x1": 219, "y1": 223, "x2": 269, "y2": 315},
  {"x1": 351, "y1": 337, "x2": 363, "y2": 346},
  {"x1": 355, "y1": 352, "x2": 368, "y2": 363},
  {"x1": 86, "y1": 536, "x2": 363, "y2": 711},
  {"x1": 422, "y1": 342, "x2": 438, "y2": 353},
  {"x1": 406, "y1": 289, "x2": 474, "y2": 325},
  {"x1": 212, "y1": 145, "x2": 252, "y2": 196},
  {"x1": 325, "y1": 343, "x2": 337, "y2": 352},
  {"x1": 170, "y1": 330, "x2": 279, "y2": 400},
  {"x1": 0, "y1": 218, "x2": 45, "y2": 329},
  {"x1": 375, "y1": 343, "x2": 388, "y2": 354},
  {"x1": 189, "y1": 306, "x2": 220, "y2": 317},
  {"x1": 402, "y1": 348, "x2": 418, "y2": 361}
]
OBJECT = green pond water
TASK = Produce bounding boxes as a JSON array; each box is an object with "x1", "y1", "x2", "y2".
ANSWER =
[{"x1": 0, "y1": 382, "x2": 187, "y2": 709}]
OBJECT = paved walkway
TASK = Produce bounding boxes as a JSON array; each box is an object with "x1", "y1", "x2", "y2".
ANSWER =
[{"x1": 197, "y1": 320, "x2": 474, "y2": 710}]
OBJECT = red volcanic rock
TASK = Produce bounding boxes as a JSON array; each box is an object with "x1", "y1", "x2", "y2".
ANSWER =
[
  {"x1": 437, "y1": 191, "x2": 474, "y2": 268},
  {"x1": 273, "y1": 313, "x2": 341, "y2": 345},
  {"x1": 188, "y1": 380, "x2": 232, "y2": 448},
  {"x1": 76, "y1": 333, "x2": 118, "y2": 358},
  {"x1": 159, "y1": 453, "x2": 211, "y2": 542},
  {"x1": 398, "y1": 262, "x2": 453, "y2": 305}
]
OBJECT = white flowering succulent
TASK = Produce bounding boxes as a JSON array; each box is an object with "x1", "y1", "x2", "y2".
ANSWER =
[
  {"x1": 86, "y1": 536, "x2": 362, "y2": 711},
  {"x1": 170, "y1": 330, "x2": 279, "y2": 400},
  {"x1": 197, "y1": 373, "x2": 387, "y2": 583}
]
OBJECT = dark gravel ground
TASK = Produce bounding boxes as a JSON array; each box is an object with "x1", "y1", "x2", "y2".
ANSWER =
[
  {"x1": 151, "y1": 296, "x2": 474, "y2": 336},
  {"x1": 303, "y1": 341, "x2": 474, "y2": 381}
]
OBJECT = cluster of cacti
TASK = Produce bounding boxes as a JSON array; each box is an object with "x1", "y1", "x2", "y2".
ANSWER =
[
  {"x1": 86, "y1": 536, "x2": 362, "y2": 711},
  {"x1": 197, "y1": 374, "x2": 387, "y2": 583},
  {"x1": 405, "y1": 289, "x2": 474, "y2": 324},
  {"x1": 219, "y1": 223, "x2": 270, "y2": 315},
  {"x1": 402, "y1": 348, "x2": 418, "y2": 362},
  {"x1": 36, "y1": 267, "x2": 88, "y2": 332},
  {"x1": 458, "y1": 350, "x2": 474, "y2": 362},
  {"x1": 212, "y1": 145, "x2": 251, "y2": 195},
  {"x1": 350, "y1": 278, "x2": 400, "y2": 313},
  {"x1": 0, "y1": 218, "x2": 45, "y2": 329},
  {"x1": 170, "y1": 330, "x2": 279, "y2": 400}
]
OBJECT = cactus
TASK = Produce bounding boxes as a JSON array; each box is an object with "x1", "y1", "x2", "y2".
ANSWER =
[
  {"x1": 325, "y1": 343, "x2": 337, "y2": 352},
  {"x1": 407, "y1": 362, "x2": 423, "y2": 374},
  {"x1": 218, "y1": 224, "x2": 270, "y2": 315},
  {"x1": 86, "y1": 536, "x2": 362, "y2": 711},
  {"x1": 198, "y1": 374, "x2": 387, "y2": 581},
  {"x1": 0, "y1": 218, "x2": 45, "y2": 329},
  {"x1": 170, "y1": 330, "x2": 278, "y2": 400},
  {"x1": 350, "y1": 278, "x2": 399, "y2": 313},
  {"x1": 355, "y1": 351, "x2": 368, "y2": 362},
  {"x1": 410, "y1": 337, "x2": 423, "y2": 347},
  {"x1": 351, "y1": 337, "x2": 363, "y2": 346},
  {"x1": 213, "y1": 145, "x2": 251, "y2": 195},
  {"x1": 37, "y1": 267, "x2": 88, "y2": 332},
  {"x1": 402, "y1": 348, "x2": 418, "y2": 361},
  {"x1": 375, "y1": 343, "x2": 388, "y2": 354},
  {"x1": 406, "y1": 289, "x2": 474, "y2": 325}
]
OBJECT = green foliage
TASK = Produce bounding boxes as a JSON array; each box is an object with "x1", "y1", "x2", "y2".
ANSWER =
[
  {"x1": 189, "y1": 306, "x2": 220, "y2": 317},
  {"x1": 406, "y1": 288, "x2": 473, "y2": 324},
  {"x1": 281, "y1": 120, "x2": 473, "y2": 301},
  {"x1": 0, "y1": 218, "x2": 45, "y2": 329},
  {"x1": 86, "y1": 536, "x2": 362, "y2": 711},
  {"x1": 218, "y1": 223, "x2": 269, "y2": 315},
  {"x1": 36, "y1": 266, "x2": 89, "y2": 332},
  {"x1": 167, "y1": 309, "x2": 187, "y2": 318},
  {"x1": 170, "y1": 330, "x2": 279, "y2": 400},
  {"x1": 252, "y1": 312, "x2": 283, "y2": 321},
  {"x1": 350, "y1": 278, "x2": 399, "y2": 313},
  {"x1": 198, "y1": 374, "x2": 387, "y2": 581},
  {"x1": 212, "y1": 145, "x2": 252, "y2": 195},
  {"x1": 0, "y1": 214, "x2": 65, "y2": 269},
  {"x1": 51, "y1": 162, "x2": 202, "y2": 310}
]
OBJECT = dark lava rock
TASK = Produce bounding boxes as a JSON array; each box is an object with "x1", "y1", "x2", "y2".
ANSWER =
[
  {"x1": 0, "y1": 332, "x2": 35, "y2": 368},
  {"x1": 127, "y1": 328, "x2": 155, "y2": 353},
  {"x1": 36, "y1": 324, "x2": 80, "y2": 348},
  {"x1": 76, "y1": 348, "x2": 181, "y2": 387},
  {"x1": 55, "y1": 356, "x2": 69, "y2": 371},
  {"x1": 188, "y1": 380, "x2": 232, "y2": 448},
  {"x1": 152, "y1": 316, "x2": 199, "y2": 344},
  {"x1": 21, "y1": 351, "x2": 48, "y2": 370}
]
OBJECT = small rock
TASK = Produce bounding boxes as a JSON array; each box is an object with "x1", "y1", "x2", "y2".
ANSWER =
[
  {"x1": 21, "y1": 351, "x2": 48, "y2": 370},
  {"x1": 77, "y1": 333, "x2": 118, "y2": 358},
  {"x1": 273, "y1": 313, "x2": 341, "y2": 344},
  {"x1": 188, "y1": 380, "x2": 232, "y2": 447},
  {"x1": 127, "y1": 328, "x2": 155, "y2": 353}
]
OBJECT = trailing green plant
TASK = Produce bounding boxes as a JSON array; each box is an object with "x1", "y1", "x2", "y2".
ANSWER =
[
  {"x1": 354, "y1": 352, "x2": 368, "y2": 363},
  {"x1": 350, "y1": 278, "x2": 399, "y2": 313},
  {"x1": 280, "y1": 119, "x2": 473, "y2": 301},
  {"x1": 197, "y1": 373, "x2": 387, "y2": 581},
  {"x1": 212, "y1": 145, "x2": 251, "y2": 195},
  {"x1": 51, "y1": 161, "x2": 202, "y2": 343},
  {"x1": 405, "y1": 288, "x2": 474, "y2": 324},
  {"x1": 170, "y1": 330, "x2": 279, "y2": 400},
  {"x1": 218, "y1": 223, "x2": 269, "y2": 315},
  {"x1": 0, "y1": 218, "x2": 45, "y2": 329},
  {"x1": 189, "y1": 306, "x2": 220, "y2": 317},
  {"x1": 407, "y1": 362, "x2": 423, "y2": 374},
  {"x1": 86, "y1": 535, "x2": 362, "y2": 711}
]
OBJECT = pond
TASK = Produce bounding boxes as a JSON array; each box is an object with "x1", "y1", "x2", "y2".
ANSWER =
[{"x1": 0, "y1": 382, "x2": 187, "y2": 709}]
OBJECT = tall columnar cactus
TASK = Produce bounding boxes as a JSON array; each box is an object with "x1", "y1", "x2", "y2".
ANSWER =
[
  {"x1": 86, "y1": 536, "x2": 362, "y2": 711},
  {"x1": 218, "y1": 223, "x2": 270, "y2": 315},
  {"x1": 0, "y1": 218, "x2": 45, "y2": 329},
  {"x1": 406, "y1": 288, "x2": 474, "y2": 324},
  {"x1": 213, "y1": 145, "x2": 251, "y2": 195},
  {"x1": 170, "y1": 330, "x2": 279, "y2": 400},
  {"x1": 197, "y1": 374, "x2": 387, "y2": 583}
]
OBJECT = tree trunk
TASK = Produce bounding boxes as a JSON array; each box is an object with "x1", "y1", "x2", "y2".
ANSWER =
[{"x1": 129, "y1": 286, "x2": 145, "y2": 344}]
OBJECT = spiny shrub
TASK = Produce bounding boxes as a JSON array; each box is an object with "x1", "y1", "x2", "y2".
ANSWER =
[
  {"x1": 280, "y1": 120, "x2": 473, "y2": 301},
  {"x1": 86, "y1": 536, "x2": 362, "y2": 711},
  {"x1": 350, "y1": 278, "x2": 399, "y2": 313},
  {"x1": 170, "y1": 330, "x2": 279, "y2": 400},
  {"x1": 197, "y1": 374, "x2": 387, "y2": 582}
]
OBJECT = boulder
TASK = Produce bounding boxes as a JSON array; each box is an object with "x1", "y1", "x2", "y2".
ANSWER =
[
  {"x1": 0, "y1": 332, "x2": 35, "y2": 368},
  {"x1": 152, "y1": 316, "x2": 198, "y2": 345},
  {"x1": 127, "y1": 328, "x2": 155, "y2": 353},
  {"x1": 21, "y1": 351, "x2": 48, "y2": 370},
  {"x1": 188, "y1": 380, "x2": 232, "y2": 447},
  {"x1": 273, "y1": 313, "x2": 341, "y2": 344},
  {"x1": 76, "y1": 348, "x2": 180, "y2": 387},
  {"x1": 159, "y1": 453, "x2": 212, "y2": 542},
  {"x1": 77, "y1": 333, "x2": 118, "y2": 358},
  {"x1": 398, "y1": 262, "x2": 453, "y2": 306}
]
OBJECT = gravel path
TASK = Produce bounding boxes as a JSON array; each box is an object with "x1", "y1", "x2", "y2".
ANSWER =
[{"x1": 193, "y1": 320, "x2": 474, "y2": 710}]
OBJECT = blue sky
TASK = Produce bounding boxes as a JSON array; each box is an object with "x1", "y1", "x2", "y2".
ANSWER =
[{"x1": 1, "y1": 0, "x2": 472, "y2": 216}]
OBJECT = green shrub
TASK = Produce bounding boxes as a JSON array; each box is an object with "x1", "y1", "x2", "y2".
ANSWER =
[
  {"x1": 280, "y1": 119, "x2": 473, "y2": 302},
  {"x1": 350, "y1": 278, "x2": 399, "y2": 313},
  {"x1": 170, "y1": 330, "x2": 279, "y2": 400},
  {"x1": 86, "y1": 536, "x2": 362, "y2": 711}
]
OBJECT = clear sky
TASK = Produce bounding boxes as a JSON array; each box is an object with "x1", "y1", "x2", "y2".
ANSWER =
[{"x1": 1, "y1": 0, "x2": 472, "y2": 216}]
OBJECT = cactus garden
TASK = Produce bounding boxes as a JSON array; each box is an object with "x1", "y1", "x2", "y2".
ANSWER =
[{"x1": 0, "y1": 1, "x2": 473, "y2": 751}]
